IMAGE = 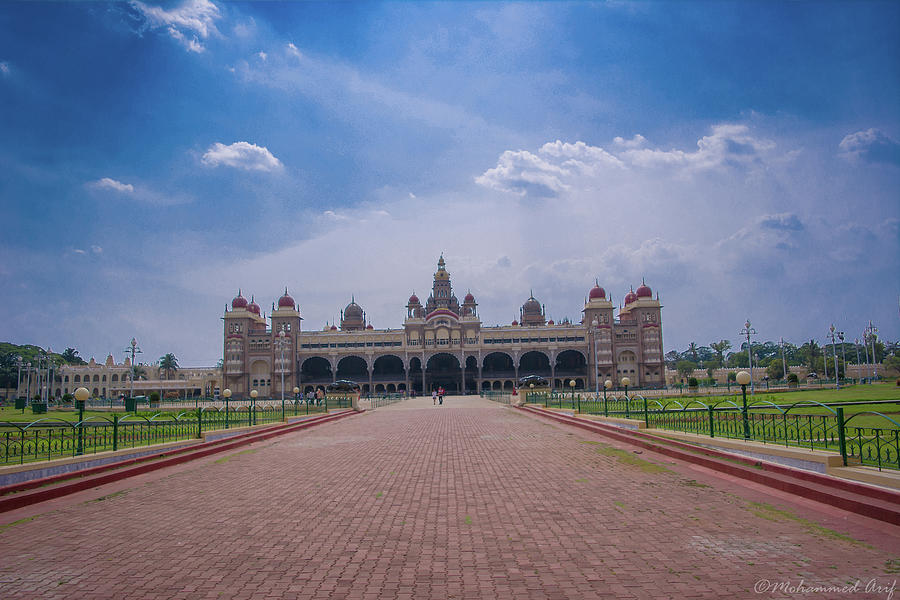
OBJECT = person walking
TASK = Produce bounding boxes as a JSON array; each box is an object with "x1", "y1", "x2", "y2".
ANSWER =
[
  {"x1": 438, "y1": 387, "x2": 444, "y2": 405},
  {"x1": 432, "y1": 389, "x2": 437, "y2": 405}
]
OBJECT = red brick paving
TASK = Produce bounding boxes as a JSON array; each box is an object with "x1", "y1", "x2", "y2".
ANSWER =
[{"x1": 0, "y1": 396, "x2": 897, "y2": 599}]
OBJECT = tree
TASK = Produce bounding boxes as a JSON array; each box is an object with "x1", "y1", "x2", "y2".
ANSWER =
[
  {"x1": 767, "y1": 360, "x2": 785, "y2": 380},
  {"x1": 131, "y1": 365, "x2": 147, "y2": 381},
  {"x1": 159, "y1": 353, "x2": 179, "y2": 380},
  {"x1": 800, "y1": 340, "x2": 821, "y2": 372},
  {"x1": 664, "y1": 350, "x2": 680, "y2": 369},
  {"x1": 61, "y1": 348, "x2": 87, "y2": 365},
  {"x1": 710, "y1": 340, "x2": 732, "y2": 366},
  {"x1": 687, "y1": 342, "x2": 699, "y2": 363},
  {"x1": 676, "y1": 360, "x2": 697, "y2": 381}
]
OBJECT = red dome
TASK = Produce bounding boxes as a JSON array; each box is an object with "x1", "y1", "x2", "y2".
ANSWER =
[
  {"x1": 366, "y1": 324, "x2": 374, "y2": 330},
  {"x1": 330, "y1": 325, "x2": 337, "y2": 330},
  {"x1": 548, "y1": 319, "x2": 555, "y2": 325},
  {"x1": 624, "y1": 291, "x2": 638, "y2": 305},
  {"x1": 464, "y1": 292, "x2": 475, "y2": 303},
  {"x1": 511, "y1": 320, "x2": 518, "y2": 326},
  {"x1": 278, "y1": 288, "x2": 295, "y2": 308},
  {"x1": 408, "y1": 293, "x2": 420, "y2": 305},
  {"x1": 589, "y1": 284, "x2": 605, "y2": 300},
  {"x1": 247, "y1": 297, "x2": 261, "y2": 315},
  {"x1": 232, "y1": 291, "x2": 248, "y2": 309},
  {"x1": 636, "y1": 283, "x2": 652, "y2": 298}
]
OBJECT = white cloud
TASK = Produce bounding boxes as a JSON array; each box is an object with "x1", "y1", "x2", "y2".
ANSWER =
[
  {"x1": 201, "y1": 141, "x2": 283, "y2": 172},
  {"x1": 0, "y1": 61, "x2": 9, "y2": 76},
  {"x1": 619, "y1": 124, "x2": 774, "y2": 171},
  {"x1": 474, "y1": 149, "x2": 571, "y2": 197},
  {"x1": 91, "y1": 245, "x2": 103, "y2": 254},
  {"x1": 839, "y1": 128, "x2": 900, "y2": 166},
  {"x1": 89, "y1": 177, "x2": 135, "y2": 193},
  {"x1": 130, "y1": 0, "x2": 221, "y2": 53},
  {"x1": 613, "y1": 134, "x2": 647, "y2": 149},
  {"x1": 286, "y1": 42, "x2": 301, "y2": 58},
  {"x1": 257, "y1": 51, "x2": 267, "y2": 61}
]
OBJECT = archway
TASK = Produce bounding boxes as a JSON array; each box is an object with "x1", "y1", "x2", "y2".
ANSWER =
[
  {"x1": 464, "y1": 356, "x2": 479, "y2": 395},
  {"x1": 519, "y1": 350, "x2": 551, "y2": 378},
  {"x1": 426, "y1": 353, "x2": 461, "y2": 393},
  {"x1": 336, "y1": 355, "x2": 368, "y2": 382},
  {"x1": 409, "y1": 357, "x2": 423, "y2": 393},
  {"x1": 301, "y1": 357, "x2": 332, "y2": 384},
  {"x1": 555, "y1": 350, "x2": 587, "y2": 383},
  {"x1": 373, "y1": 355, "x2": 405, "y2": 384},
  {"x1": 482, "y1": 352, "x2": 514, "y2": 380}
]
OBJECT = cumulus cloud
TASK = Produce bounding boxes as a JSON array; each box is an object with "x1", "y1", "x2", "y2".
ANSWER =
[
  {"x1": 89, "y1": 177, "x2": 135, "y2": 193},
  {"x1": 839, "y1": 128, "x2": 900, "y2": 166},
  {"x1": 477, "y1": 125, "x2": 777, "y2": 198},
  {"x1": 130, "y1": 0, "x2": 221, "y2": 53},
  {"x1": 0, "y1": 61, "x2": 9, "y2": 76},
  {"x1": 201, "y1": 141, "x2": 283, "y2": 172}
]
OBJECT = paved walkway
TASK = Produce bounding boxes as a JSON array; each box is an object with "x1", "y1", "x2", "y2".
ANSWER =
[{"x1": 1, "y1": 396, "x2": 897, "y2": 599}]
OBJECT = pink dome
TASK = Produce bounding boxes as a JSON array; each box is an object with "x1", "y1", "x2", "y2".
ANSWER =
[
  {"x1": 636, "y1": 283, "x2": 652, "y2": 298},
  {"x1": 408, "y1": 293, "x2": 420, "y2": 304},
  {"x1": 548, "y1": 319, "x2": 554, "y2": 325},
  {"x1": 330, "y1": 325, "x2": 337, "y2": 330},
  {"x1": 232, "y1": 291, "x2": 248, "y2": 310},
  {"x1": 624, "y1": 291, "x2": 638, "y2": 305},
  {"x1": 278, "y1": 288, "x2": 295, "y2": 308},
  {"x1": 464, "y1": 292, "x2": 475, "y2": 303},
  {"x1": 511, "y1": 320, "x2": 518, "y2": 326},
  {"x1": 589, "y1": 284, "x2": 605, "y2": 300},
  {"x1": 247, "y1": 297, "x2": 261, "y2": 315},
  {"x1": 366, "y1": 324, "x2": 374, "y2": 330}
]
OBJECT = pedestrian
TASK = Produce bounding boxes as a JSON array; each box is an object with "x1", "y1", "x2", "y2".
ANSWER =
[
  {"x1": 439, "y1": 387, "x2": 444, "y2": 405},
  {"x1": 432, "y1": 389, "x2": 437, "y2": 405}
]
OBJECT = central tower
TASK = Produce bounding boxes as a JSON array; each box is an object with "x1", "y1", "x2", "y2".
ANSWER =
[{"x1": 424, "y1": 254, "x2": 460, "y2": 315}]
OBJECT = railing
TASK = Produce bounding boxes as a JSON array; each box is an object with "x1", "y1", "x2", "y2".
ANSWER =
[
  {"x1": 482, "y1": 390, "x2": 512, "y2": 404},
  {"x1": 524, "y1": 392, "x2": 900, "y2": 471},
  {"x1": 0, "y1": 397, "x2": 354, "y2": 466},
  {"x1": 368, "y1": 393, "x2": 407, "y2": 409}
]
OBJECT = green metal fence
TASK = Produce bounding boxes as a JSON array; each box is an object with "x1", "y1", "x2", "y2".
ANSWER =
[
  {"x1": 482, "y1": 391, "x2": 512, "y2": 404},
  {"x1": 525, "y1": 392, "x2": 900, "y2": 471},
  {"x1": 0, "y1": 397, "x2": 353, "y2": 466}
]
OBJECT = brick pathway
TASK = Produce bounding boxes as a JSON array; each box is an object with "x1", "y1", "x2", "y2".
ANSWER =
[{"x1": 1, "y1": 396, "x2": 897, "y2": 599}]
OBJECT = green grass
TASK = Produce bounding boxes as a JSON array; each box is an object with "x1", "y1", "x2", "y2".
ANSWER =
[
  {"x1": 746, "y1": 501, "x2": 871, "y2": 548},
  {"x1": 594, "y1": 444, "x2": 671, "y2": 474}
]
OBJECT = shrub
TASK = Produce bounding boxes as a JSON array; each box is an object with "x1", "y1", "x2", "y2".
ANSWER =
[
  {"x1": 787, "y1": 373, "x2": 799, "y2": 384},
  {"x1": 149, "y1": 391, "x2": 161, "y2": 403},
  {"x1": 687, "y1": 377, "x2": 699, "y2": 387},
  {"x1": 62, "y1": 393, "x2": 74, "y2": 402},
  {"x1": 727, "y1": 372, "x2": 737, "y2": 382}
]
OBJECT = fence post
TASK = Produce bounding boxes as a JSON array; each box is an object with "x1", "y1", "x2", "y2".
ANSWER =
[
  {"x1": 113, "y1": 414, "x2": 119, "y2": 452},
  {"x1": 577, "y1": 394, "x2": 581, "y2": 414},
  {"x1": 603, "y1": 395, "x2": 608, "y2": 417},
  {"x1": 836, "y1": 407, "x2": 847, "y2": 466},
  {"x1": 197, "y1": 407, "x2": 202, "y2": 439},
  {"x1": 708, "y1": 406, "x2": 715, "y2": 438},
  {"x1": 643, "y1": 397, "x2": 649, "y2": 428}
]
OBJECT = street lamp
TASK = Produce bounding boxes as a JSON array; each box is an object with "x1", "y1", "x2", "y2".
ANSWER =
[
  {"x1": 829, "y1": 324, "x2": 842, "y2": 390},
  {"x1": 621, "y1": 376, "x2": 631, "y2": 418},
  {"x1": 865, "y1": 321, "x2": 878, "y2": 380},
  {"x1": 780, "y1": 337, "x2": 787, "y2": 384},
  {"x1": 569, "y1": 379, "x2": 576, "y2": 407},
  {"x1": 591, "y1": 319, "x2": 600, "y2": 400},
  {"x1": 838, "y1": 332, "x2": 847, "y2": 385},
  {"x1": 277, "y1": 330, "x2": 287, "y2": 422},
  {"x1": 223, "y1": 388, "x2": 232, "y2": 429},
  {"x1": 293, "y1": 387, "x2": 300, "y2": 415},
  {"x1": 604, "y1": 379, "x2": 612, "y2": 416},
  {"x1": 736, "y1": 370, "x2": 751, "y2": 440},
  {"x1": 854, "y1": 339, "x2": 861, "y2": 384},
  {"x1": 250, "y1": 389, "x2": 258, "y2": 425},
  {"x1": 739, "y1": 320, "x2": 756, "y2": 394},
  {"x1": 124, "y1": 337, "x2": 142, "y2": 401},
  {"x1": 74, "y1": 387, "x2": 89, "y2": 455}
]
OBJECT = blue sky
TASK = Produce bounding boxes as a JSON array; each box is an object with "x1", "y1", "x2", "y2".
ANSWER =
[{"x1": 1, "y1": 1, "x2": 898, "y2": 366}]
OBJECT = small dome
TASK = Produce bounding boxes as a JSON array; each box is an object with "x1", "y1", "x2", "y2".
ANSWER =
[
  {"x1": 366, "y1": 324, "x2": 374, "y2": 330},
  {"x1": 512, "y1": 319, "x2": 518, "y2": 326},
  {"x1": 523, "y1": 296, "x2": 541, "y2": 314},
  {"x1": 589, "y1": 284, "x2": 605, "y2": 300},
  {"x1": 636, "y1": 283, "x2": 652, "y2": 298},
  {"x1": 232, "y1": 291, "x2": 248, "y2": 310},
  {"x1": 409, "y1": 293, "x2": 420, "y2": 305},
  {"x1": 330, "y1": 325, "x2": 338, "y2": 330},
  {"x1": 548, "y1": 319, "x2": 555, "y2": 325},
  {"x1": 248, "y1": 296, "x2": 261, "y2": 315},
  {"x1": 624, "y1": 291, "x2": 638, "y2": 305},
  {"x1": 464, "y1": 292, "x2": 475, "y2": 303},
  {"x1": 278, "y1": 288, "x2": 295, "y2": 308}
]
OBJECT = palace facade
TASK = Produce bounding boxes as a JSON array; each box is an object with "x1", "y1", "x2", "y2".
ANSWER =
[{"x1": 222, "y1": 257, "x2": 664, "y2": 398}]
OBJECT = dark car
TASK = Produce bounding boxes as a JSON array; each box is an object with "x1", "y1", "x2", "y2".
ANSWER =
[
  {"x1": 327, "y1": 380, "x2": 361, "y2": 392},
  {"x1": 518, "y1": 374, "x2": 549, "y2": 388}
]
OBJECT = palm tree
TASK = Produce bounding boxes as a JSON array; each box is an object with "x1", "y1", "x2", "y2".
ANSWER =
[
  {"x1": 159, "y1": 353, "x2": 179, "y2": 380},
  {"x1": 801, "y1": 340, "x2": 821, "y2": 371},
  {"x1": 687, "y1": 342, "x2": 699, "y2": 363},
  {"x1": 61, "y1": 347, "x2": 86, "y2": 365},
  {"x1": 130, "y1": 365, "x2": 148, "y2": 381}
]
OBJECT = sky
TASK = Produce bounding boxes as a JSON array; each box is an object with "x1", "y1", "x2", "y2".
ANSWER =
[{"x1": 1, "y1": 1, "x2": 898, "y2": 367}]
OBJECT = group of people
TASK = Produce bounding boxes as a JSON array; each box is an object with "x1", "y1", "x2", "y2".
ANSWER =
[{"x1": 432, "y1": 387, "x2": 445, "y2": 405}]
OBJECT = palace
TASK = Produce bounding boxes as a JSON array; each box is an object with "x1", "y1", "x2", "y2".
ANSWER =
[{"x1": 222, "y1": 257, "x2": 664, "y2": 398}]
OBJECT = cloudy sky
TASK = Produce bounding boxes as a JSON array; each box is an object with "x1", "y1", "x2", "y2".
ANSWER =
[{"x1": 1, "y1": 1, "x2": 898, "y2": 366}]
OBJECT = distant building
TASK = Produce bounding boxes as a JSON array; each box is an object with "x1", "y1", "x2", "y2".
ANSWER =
[{"x1": 222, "y1": 257, "x2": 664, "y2": 397}]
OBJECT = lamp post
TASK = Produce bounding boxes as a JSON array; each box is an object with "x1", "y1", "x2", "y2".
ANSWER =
[
  {"x1": 621, "y1": 376, "x2": 631, "y2": 418},
  {"x1": 829, "y1": 325, "x2": 842, "y2": 390},
  {"x1": 736, "y1": 371, "x2": 751, "y2": 440},
  {"x1": 838, "y1": 332, "x2": 847, "y2": 385},
  {"x1": 604, "y1": 379, "x2": 612, "y2": 416},
  {"x1": 74, "y1": 387, "x2": 89, "y2": 455},
  {"x1": 25, "y1": 362, "x2": 32, "y2": 402},
  {"x1": 277, "y1": 330, "x2": 287, "y2": 422},
  {"x1": 865, "y1": 321, "x2": 878, "y2": 380},
  {"x1": 293, "y1": 386, "x2": 300, "y2": 415},
  {"x1": 250, "y1": 389, "x2": 258, "y2": 425},
  {"x1": 124, "y1": 337, "x2": 142, "y2": 401},
  {"x1": 15, "y1": 357, "x2": 22, "y2": 400},
  {"x1": 854, "y1": 339, "x2": 861, "y2": 383},
  {"x1": 223, "y1": 388, "x2": 231, "y2": 429},
  {"x1": 739, "y1": 320, "x2": 756, "y2": 394},
  {"x1": 591, "y1": 319, "x2": 600, "y2": 400},
  {"x1": 569, "y1": 379, "x2": 576, "y2": 408},
  {"x1": 780, "y1": 337, "x2": 787, "y2": 384}
]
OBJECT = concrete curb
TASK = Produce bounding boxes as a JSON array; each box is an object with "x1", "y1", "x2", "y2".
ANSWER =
[
  {"x1": 516, "y1": 405, "x2": 900, "y2": 525},
  {"x1": 0, "y1": 409, "x2": 360, "y2": 513}
]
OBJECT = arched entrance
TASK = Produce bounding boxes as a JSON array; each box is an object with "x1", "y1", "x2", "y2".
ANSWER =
[
  {"x1": 555, "y1": 350, "x2": 587, "y2": 389},
  {"x1": 409, "y1": 357, "x2": 423, "y2": 394},
  {"x1": 426, "y1": 353, "x2": 461, "y2": 393},
  {"x1": 336, "y1": 355, "x2": 368, "y2": 382},
  {"x1": 301, "y1": 357, "x2": 332, "y2": 387}
]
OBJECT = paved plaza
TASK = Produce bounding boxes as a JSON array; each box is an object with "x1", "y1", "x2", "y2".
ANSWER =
[{"x1": 0, "y1": 395, "x2": 898, "y2": 599}]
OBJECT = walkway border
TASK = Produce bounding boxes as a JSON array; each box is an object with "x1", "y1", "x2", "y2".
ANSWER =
[
  {"x1": 516, "y1": 405, "x2": 900, "y2": 525},
  {"x1": 0, "y1": 409, "x2": 361, "y2": 513}
]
